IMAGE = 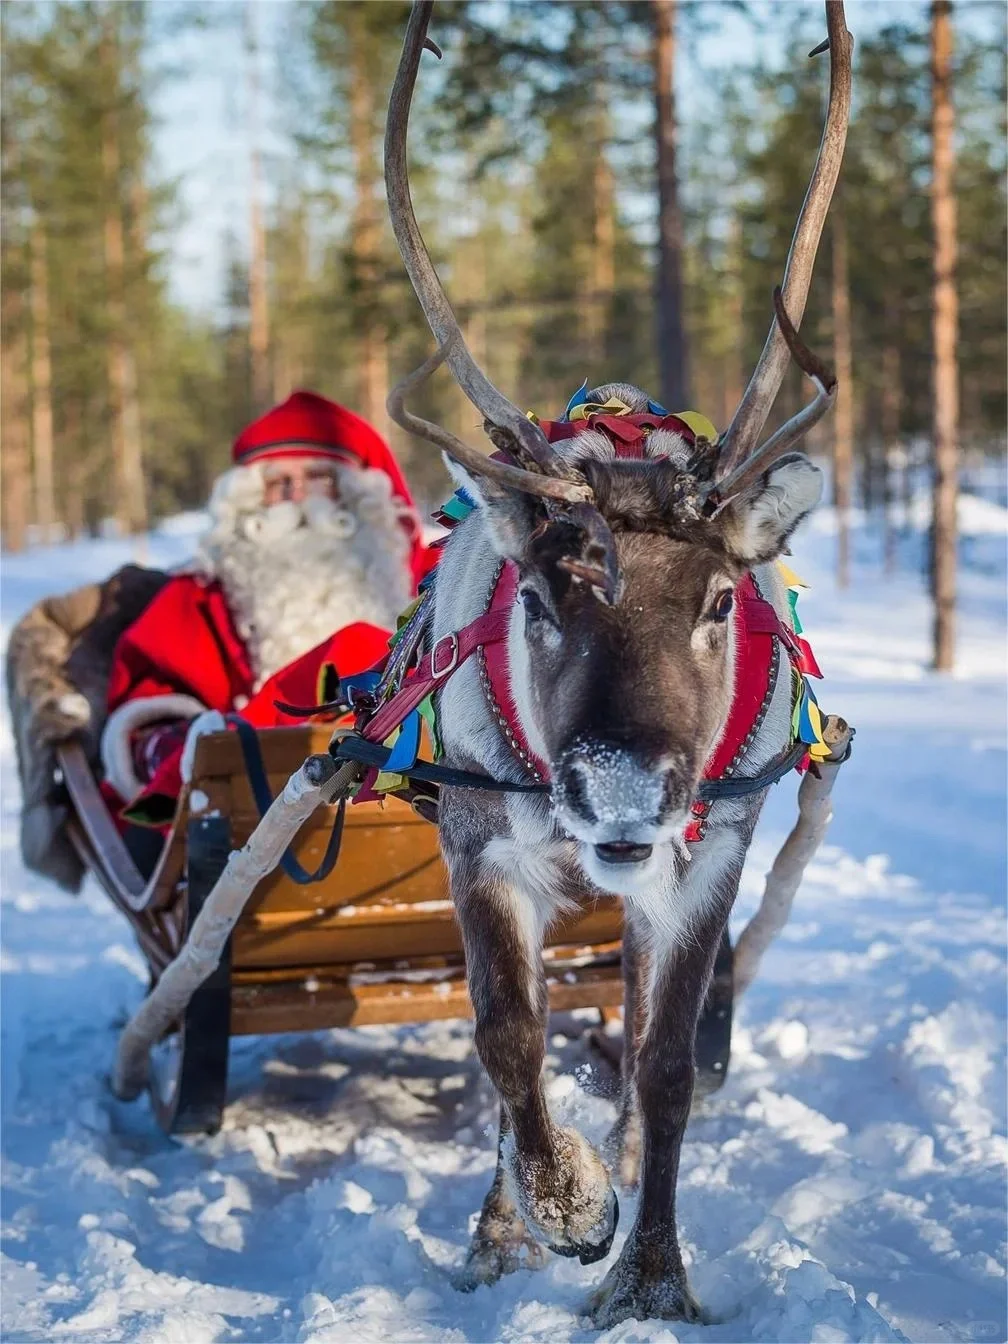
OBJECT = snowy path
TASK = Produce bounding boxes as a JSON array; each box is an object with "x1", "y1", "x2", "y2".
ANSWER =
[{"x1": 2, "y1": 510, "x2": 1005, "y2": 1343}]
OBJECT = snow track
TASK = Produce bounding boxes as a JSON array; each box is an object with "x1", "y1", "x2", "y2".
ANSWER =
[{"x1": 2, "y1": 509, "x2": 1005, "y2": 1343}]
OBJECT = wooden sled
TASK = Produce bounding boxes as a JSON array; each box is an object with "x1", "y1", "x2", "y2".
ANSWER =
[{"x1": 57, "y1": 724, "x2": 632, "y2": 1135}]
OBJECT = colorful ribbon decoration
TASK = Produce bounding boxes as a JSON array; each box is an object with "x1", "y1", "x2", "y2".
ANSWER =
[{"x1": 778, "y1": 561, "x2": 830, "y2": 764}]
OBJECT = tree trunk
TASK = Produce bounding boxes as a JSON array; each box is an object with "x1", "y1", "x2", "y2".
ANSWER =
[
  {"x1": 246, "y1": 3, "x2": 271, "y2": 415},
  {"x1": 458, "y1": 232, "x2": 488, "y2": 456},
  {"x1": 1, "y1": 277, "x2": 31, "y2": 552},
  {"x1": 29, "y1": 218, "x2": 56, "y2": 543},
  {"x1": 880, "y1": 321, "x2": 902, "y2": 575},
  {"x1": 589, "y1": 139, "x2": 615, "y2": 369},
  {"x1": 348, "y1": 14, "x2": 387, "y2": 432},
  {"x1": 930, "y1": 0, "x2": 958, "y2": 672},
  {"x1": 62, "y1": 397, "x2": 86, "y2": 538},
  {"x1": 721, "y1": 215, "x2": 744, "y2": 432},
  {"x1": 831, "y1": 198, "x2": 853, "y2": 589},
  {"x1": 101, "y1": 21, "x2": 146, "y2": 537},
  {"x1": 272, "y1": 207, "x2": 308, "y2": 404},
  {"x1": 464, "y1": 236, "x2": 488, "y2": 373},
  {"x1": 652, "y1": 0, "x2": 688, "y2": 409}
]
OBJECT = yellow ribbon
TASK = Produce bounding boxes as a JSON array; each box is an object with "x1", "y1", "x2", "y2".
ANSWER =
[{"x1": 777, "y1": 560, "x2": 808, "y2": 591}]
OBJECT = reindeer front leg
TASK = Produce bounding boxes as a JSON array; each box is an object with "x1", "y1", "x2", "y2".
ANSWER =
[
  {"x1": 603, "y1": 916, "x2": 648, "y2": 1189},
  {"x1": 445, "y1": 821, "x2": 619, "y2": 1279},
  {"x1": 588, "y1": 901, "x2": 728, "y2": 1328}
]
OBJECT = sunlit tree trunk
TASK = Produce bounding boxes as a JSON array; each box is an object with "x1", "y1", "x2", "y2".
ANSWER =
[
  {"x1": 62, "y1": 397, "x2": 86, "y2": 538},
  {"x1": 29, "y1": 218, "x2": 56, "y2": 543},
  {"x1": 101, "y1": 20, "x2": 146, "y2": 536},
  {"x1": 721, "y1": 214, "x2": 744, "y2": 431},
  {"x1": 348, "y1": 13, "x2": 387, "y2": 432},
  {"x1": 831, "y1": 198, "x2": 853, "y2": 589},
  {"x1": 588, "y1": 135, "x2": 615, "y2": 370},
  {"x1": 1, "y1": 278, "x2": 31, "y2": 552},
  {"x1": 271, "y1": 206, "x2": 309, "y2": 404},
  {"x1": 246, "y1": 2, "x2": 270, "y2": 415},
  {"x1": 463, "y1": 237, "x2": 488, "y2": 373},
  {"x1": 457, "y1": 231, "x2": 488, "y2": 455},
  {"x1": 653, "y1": 0, "x2": 688, "y2": 408},
  {"x1": 880, "y1": 310, "x2": 902, "y2": 575},
  {"x1": 930, "y1": 0, "x2": 958, "y2": 672}
]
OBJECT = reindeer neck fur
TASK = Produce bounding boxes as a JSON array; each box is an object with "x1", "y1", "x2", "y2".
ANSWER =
[{"x1": 432, "y1": 488, "x2": 798, "y2": 949}]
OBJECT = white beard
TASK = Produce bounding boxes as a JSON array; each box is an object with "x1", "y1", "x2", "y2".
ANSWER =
[{"x1": 197, "y1": 465, "x2": 415, "y2": 690}]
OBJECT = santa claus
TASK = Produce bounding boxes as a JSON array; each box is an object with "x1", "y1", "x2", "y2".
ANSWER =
[{"x1": 100, "y1": 390, "x2": 436, "y2": 828}]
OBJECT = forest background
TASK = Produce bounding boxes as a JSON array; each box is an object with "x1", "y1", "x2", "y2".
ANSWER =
[{"x1": 1, "y1": 0, "x2": 1005, "y2": 667}]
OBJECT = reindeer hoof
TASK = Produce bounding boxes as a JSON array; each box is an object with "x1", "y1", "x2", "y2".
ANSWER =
[
  {"x1": 504, "y1": 1124, "x2": 618, "y2": 1265},
  {"x1": 577, "y1": 1186, "x2": 618, "y2": 1264},
  {"x1": 453, "y1": 1229, "x2": 547, "y2": 1291},
  {"x1": 586, "y1": 1233, "x2": 704, "y2": 1328}
]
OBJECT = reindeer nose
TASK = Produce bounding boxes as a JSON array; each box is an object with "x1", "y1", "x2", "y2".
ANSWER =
[{"x1": 555, "y1": 738, "x2": 677, "y2": 831}]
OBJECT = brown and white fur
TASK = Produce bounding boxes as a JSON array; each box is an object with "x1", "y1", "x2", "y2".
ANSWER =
[
  {"x1": 198, "y1": 461, "x2": 415, "y2": 690},
  {"x1": 431, "y1": 384, "x2": 822, "y2": 1325}
]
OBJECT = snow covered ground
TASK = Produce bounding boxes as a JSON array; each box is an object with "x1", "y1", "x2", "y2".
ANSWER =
[{"x1": 2, "y1": 501, "x2": 1005, "y2": 1344}]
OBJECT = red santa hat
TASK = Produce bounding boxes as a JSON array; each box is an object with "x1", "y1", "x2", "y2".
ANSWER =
[
  {"x1": 231, "y1": 389, "x2": 437, "y2": 586},
  {"x1": 232, "y1": 390, "x2": 414, "y2": 510}
]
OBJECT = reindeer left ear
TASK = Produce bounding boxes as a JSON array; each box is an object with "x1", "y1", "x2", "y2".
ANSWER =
[
  {"x1": 442, "y1": 455, "x2": 540, "y2": 560},
  {"x1": 722, "y1": 454, "x2": 823, "y2": 565}
]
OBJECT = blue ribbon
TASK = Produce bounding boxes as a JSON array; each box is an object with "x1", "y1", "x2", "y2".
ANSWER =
[
  {"x1": 797, "y1": 678, "x2": 820, "y2": 745},
  {"x1": 385, "y1": 708, "x2": 423, "y2": 772},
  {"x1": 562, "y1": 379, "x2": 589, "y2": 421}
]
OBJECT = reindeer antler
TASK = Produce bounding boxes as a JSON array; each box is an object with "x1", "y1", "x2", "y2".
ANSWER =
[
  {"x1": 385, "y1": 1, "x2": 622, "y2": 600},
  {"x1": 387, "y1": 338, "x2": 592, "y2": 505},
  {"x1": 713, "y1": 0, "x2": 853, "y2": 493},
  {"x1": 385, "y1": 0, "x2": 585, "y2": 490}
]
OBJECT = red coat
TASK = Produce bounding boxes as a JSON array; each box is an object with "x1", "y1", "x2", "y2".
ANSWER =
[{"x1": 106, "y1": 574, "x2": 397, "y2": 826}]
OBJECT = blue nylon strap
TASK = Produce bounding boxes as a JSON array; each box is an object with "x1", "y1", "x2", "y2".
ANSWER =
[{"x1": 226, "y1": 715, "x2": 346, "y2": 885}]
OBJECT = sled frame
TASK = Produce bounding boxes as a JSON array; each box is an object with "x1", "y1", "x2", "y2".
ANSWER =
[{"x1": 57, "y1": 726, "x2": 640, "y2": 1131}]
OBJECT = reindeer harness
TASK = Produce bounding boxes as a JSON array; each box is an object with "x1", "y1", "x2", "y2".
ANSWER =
[{"x1": 316, "y1": 402, "x2": 832, "y2": 843}]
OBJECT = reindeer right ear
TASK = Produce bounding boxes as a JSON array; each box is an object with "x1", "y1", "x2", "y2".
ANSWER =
[
  {"x1": 442, "y1": 456, "x2": 540, "y2": 560},
  {"x1": 720, "y1": 453, "x2": 823, "y2": 565}
]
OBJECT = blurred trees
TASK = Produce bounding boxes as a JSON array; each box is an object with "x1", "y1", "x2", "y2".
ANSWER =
[
  {"x1": 1, "y1": 1, "x2": 229, "y2": 545},
  {"x1": 0, "y1": 0, "x2": 1003, "y2": 558}
]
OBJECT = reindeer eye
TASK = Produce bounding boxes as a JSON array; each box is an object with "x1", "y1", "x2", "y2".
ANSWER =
[
  {"x1": 520, "y1": 588, "x2": 548, "y2": 624},
  {"x1": 711, "y1": 590, "x2": 734, "y2": 623}
]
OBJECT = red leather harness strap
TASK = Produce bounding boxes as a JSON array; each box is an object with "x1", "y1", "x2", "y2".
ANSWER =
[
  {"x1": 480, "y1": 563, "x2": 550, "y2": 781},
  {"x1": 361, "y1": 607, "x2": 510, "y2": 746}
]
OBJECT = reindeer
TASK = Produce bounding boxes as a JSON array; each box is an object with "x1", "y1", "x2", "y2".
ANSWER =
[{"x1": 383, "y1": 0, "x2": 853, "y2": 1325}]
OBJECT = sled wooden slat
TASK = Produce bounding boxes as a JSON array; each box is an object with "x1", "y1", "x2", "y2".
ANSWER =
[
  {"x1": 231, "y1": 898, "x2": 622, "y2": 972},
  {"x1": 229, "y1": 959, "x2": 623, "y2": 1036},
  {"x1": 235, "y1": 814, "x2": 444, "y2": 916}
]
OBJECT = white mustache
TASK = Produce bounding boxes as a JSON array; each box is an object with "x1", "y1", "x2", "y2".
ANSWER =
[{"x1": 240, "y1": 496, "x2": 358, "y2": 543}]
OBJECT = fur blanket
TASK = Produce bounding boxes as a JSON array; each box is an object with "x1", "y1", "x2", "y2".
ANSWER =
[{"x1": 6, "y1": 565, "x2": 169, "y2": 892}]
